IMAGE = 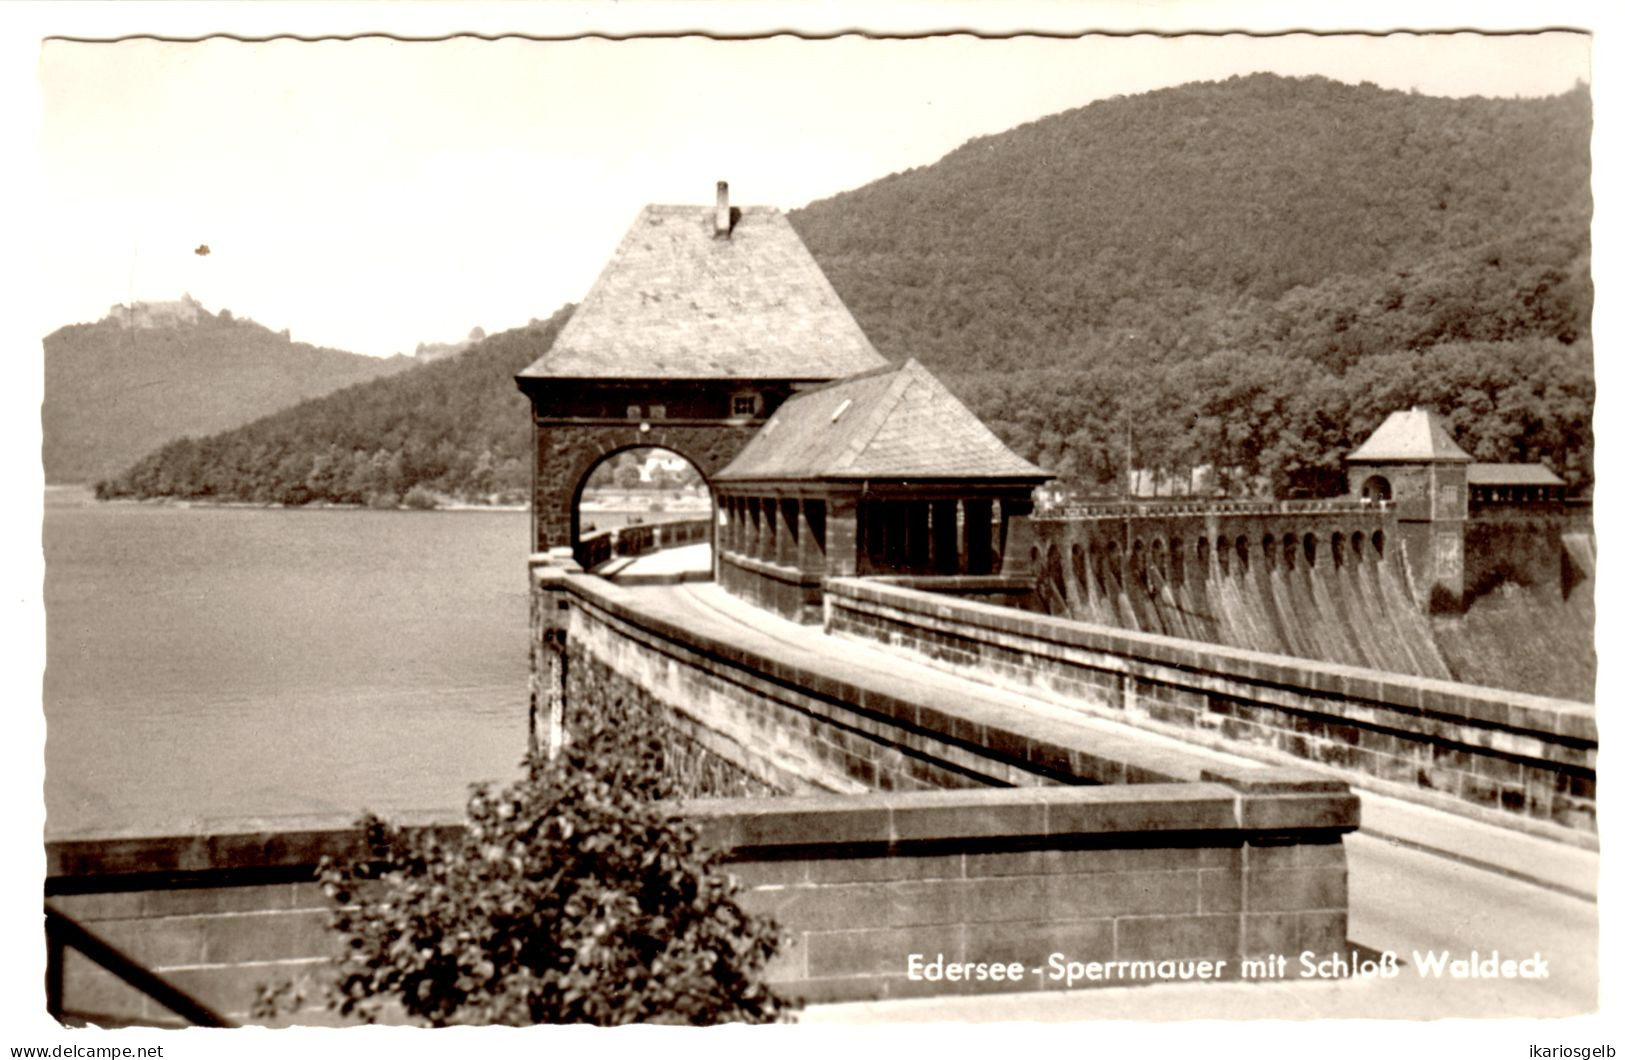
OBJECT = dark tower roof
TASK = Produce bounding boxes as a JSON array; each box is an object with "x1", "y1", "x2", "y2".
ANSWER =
[
  {"x1": 715, "y1": 359, "x2": 1051, "y2": 483},
  {"x1": 517, "y1": 190, "x2": 888, "y2": 382}
]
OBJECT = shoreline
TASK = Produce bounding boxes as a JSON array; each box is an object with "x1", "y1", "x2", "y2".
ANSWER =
[
  {"x1": 47, "y1": 485, "x2": 713, "y2": 517},
  {"x1": 46, "y1": 486, "x2": 529, "y2": 513}
]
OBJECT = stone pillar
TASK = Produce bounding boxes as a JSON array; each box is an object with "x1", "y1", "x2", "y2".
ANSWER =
[
  {"x1": 964, "y1": 499, "x2": 993, "y2": 575},
  {"x1": 780, "y1": 498, "x2": 799, "y2": 567},
  {"x1": 764, "y1": 498, "x2": 779, "y2": 563},
  {"x1": 530, "y1": 549, "x2": 582, "y2": 760},
  {"x1": 856, "y1": 502, "x2": 878, "y2": 575},
  {"x1": 826, "y1": 496, "x2": 860, "y2": 577},
  {"x1": 931, "y1": 500, "x2": 959, "y2": 574},
  {"x1": 529, "y1": 414, "x2": 541, "y2": 554},
  {"x1": 799, "y1": 499, "x2": 826, "y2": 575},
  {"x1": 1422, "y1": 463, "x2": 1467, "y2": 612},
  {"x1": 747, "y1": 497, "x2": 761, "y2": 558},
  {"x1": 533, "y1": 425, "x2": 573, "y2": 554},
  {"x1": 1000, "y1": 497, "x2": 1036, "y2": 577}
]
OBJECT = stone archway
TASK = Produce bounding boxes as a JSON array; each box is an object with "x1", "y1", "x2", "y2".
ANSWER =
[
  {"x1": 574, "y1": 443, "x2": 714, "y2": 545},
  {"x1": 532, "y1": 417, "x2": 763, "y2": 560},
  {"x1": 1360, "y1": 474, "x2": 1393, "y2": 503}
]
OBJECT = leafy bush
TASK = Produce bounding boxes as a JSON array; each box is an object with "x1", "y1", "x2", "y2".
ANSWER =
[
  {"x1": 282, "y1": 716, "x2": 794, "y2": 1026},
  {"x1": 401, "y1": 485, "x2": 439, "y2": 510}
]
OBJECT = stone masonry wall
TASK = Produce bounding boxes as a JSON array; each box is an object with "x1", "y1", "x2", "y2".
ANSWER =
[
  {"x1": 49, "y1": 879, "x2": 338, "y2": 1027},
  {"x1": 547, "y1": 568, "x2": 1374, "y2": 797},
  {"x1": 825, "y1": 578, "x2": 1596, "y2": 837},
  {"x1": 718, "y1": 550, "x2": 824, "y2": 624},
  {"x1": 562, "y1": 581, "x2": 1050, "y2": 793},
  {"x1": 47, "y1": 781, "x2": 1357, "y2": 1018},
  {"x1": 565, "y1": 649, "x2": 780, "y2": 798},
  {"x1": 532, "y1": 420, "x2": 754, "y2": 554},
  {"x1": 699, "y1": 785, "x2": 1355, "y2": 1003},
  {"x1": 45, "y1": 824, "x2": 460, "y2": 1026},
  {"x1": 1030, "y1": 508, "x2": 1454, "y2": 680}
]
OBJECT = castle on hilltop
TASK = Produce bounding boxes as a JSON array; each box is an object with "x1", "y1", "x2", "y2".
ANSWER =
[{"x1": 105, "y1": 294, "x2": 202, "y2": 330}]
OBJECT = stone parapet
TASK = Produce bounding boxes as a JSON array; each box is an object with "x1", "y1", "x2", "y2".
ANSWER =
[
  {"x1": 687, "y1": 784, "x2": 1354, "y2": 1002},
  {"x1": 824, "y1": 578, "x2": 1595, "y2": 838},
  {"x1": 47, "y1": 772, "x2": 1355, "y2": 1017},
  {"x1": 555, "y1": 572, "x2": 1322, "y2": 792}
]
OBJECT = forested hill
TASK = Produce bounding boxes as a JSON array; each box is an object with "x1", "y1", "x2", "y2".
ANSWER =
[
  {"x1": 96, "y1": 73, "x2": 1592, "y2": 505},
  {"x1": 791, "y1": 73, "x2": 1588, "y2": 372},
  {"x1": 44, "y1": 306, "x2": 415, "y2": 484},
  {"x1": 790, "y1": 73, "x2": 1592, "y2": 494},
  {"x1": 96, "y1": 308, "x2": 572, "y2": 507}
]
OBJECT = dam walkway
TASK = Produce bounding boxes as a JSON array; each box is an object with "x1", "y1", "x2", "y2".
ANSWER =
[{"x1": 618, "y1": 578, "x2": 1597, "y2": 1020}]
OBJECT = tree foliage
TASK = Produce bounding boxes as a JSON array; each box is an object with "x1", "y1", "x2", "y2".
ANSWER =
[
  {"x1": 286, "y1": 713, "x2": 794, "y2": 1026},
  {"x1": 793, "y1": 74, "x2": 1592, "y2": 496},
  {"x1": 97, "y1": 307, "x2": 574, "y2": 507}
]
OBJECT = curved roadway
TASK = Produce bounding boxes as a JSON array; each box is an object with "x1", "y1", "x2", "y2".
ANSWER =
[{"x1": 623, "y1": 578, "x2": 1599, "y2": 1021}]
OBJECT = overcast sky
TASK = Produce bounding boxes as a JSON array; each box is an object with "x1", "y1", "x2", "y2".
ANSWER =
[{"x1": 37, "y1": 30, "x2": 1591, "y2": 357}]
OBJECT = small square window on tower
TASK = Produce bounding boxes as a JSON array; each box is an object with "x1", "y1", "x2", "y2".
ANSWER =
[
  {"x1": 732, "y1": 393, "x2": 758, "y2": 417},
  {"x1": 626, "y1": 404, "x2": 641, "y2": 420}
]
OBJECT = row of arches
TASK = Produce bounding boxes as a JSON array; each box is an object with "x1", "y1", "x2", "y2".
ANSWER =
[{"x1": 1040, "y1": 527, "x2": 1388, "y2": 605}]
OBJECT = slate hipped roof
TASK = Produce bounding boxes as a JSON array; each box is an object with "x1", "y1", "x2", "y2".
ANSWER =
[
  {"x1": 715, "y1": 359, "x2": 1051, "y2": 483},
  {"x1": 1346, "y1": 408, "x2": 1472, "y2": 463},
  {"x1": 516, "y1": 203, "x2": 888, "y2": 381},
  {"x1": 1467, "y1": 463, "x2": 1564, "y2": 487}
]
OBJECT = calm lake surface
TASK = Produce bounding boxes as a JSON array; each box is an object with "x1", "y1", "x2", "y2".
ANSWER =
[{"x1": 43, "y1": 488, "x2": 535, "y2": 839}]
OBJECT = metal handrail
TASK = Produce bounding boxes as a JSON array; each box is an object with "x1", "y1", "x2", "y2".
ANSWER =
[{"x1": 44, "y1": 903, "x2": 238, "y2": 1027}]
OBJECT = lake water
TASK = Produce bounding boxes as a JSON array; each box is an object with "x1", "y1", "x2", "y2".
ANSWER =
[{"x1": 43, "y1": 488, "x2": 536, "y2": 839}]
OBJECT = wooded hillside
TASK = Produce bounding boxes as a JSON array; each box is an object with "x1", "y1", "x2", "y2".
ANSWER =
[
  {"x1": 95, "y1": 309, "x2": 570, "y2": 506},
  {"x1": 94, "y1": 73, "x2": 1592, "y2": 504},
  {"x1": 791, "y1": 73, "x2": 1592, "y2": 495},
  {"x1": 44, "y1": 306, "x2": 415, "y2": 484}
]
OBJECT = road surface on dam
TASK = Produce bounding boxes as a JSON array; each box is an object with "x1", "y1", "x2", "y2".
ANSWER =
[{"x1": 609, "y1": 575, "x2": 1599, "y2": 1021}]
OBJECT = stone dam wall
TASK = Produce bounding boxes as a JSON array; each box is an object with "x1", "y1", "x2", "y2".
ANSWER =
[
  {"x1": 1029, "y1": 505, "x2": 1595, "y2": 701},
  {"x1": 1431, "y1": 517, "x2": 1596, "y2": 702}
]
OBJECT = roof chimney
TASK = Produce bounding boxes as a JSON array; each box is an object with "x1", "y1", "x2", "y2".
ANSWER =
[{"x1": 715, "y1": 180, "x2": 732, "y2": 238}]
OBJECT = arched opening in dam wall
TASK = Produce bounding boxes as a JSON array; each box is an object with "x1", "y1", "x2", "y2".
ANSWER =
[{"x1": 528, "y1": 415, "x2": 745, "y2": 568}]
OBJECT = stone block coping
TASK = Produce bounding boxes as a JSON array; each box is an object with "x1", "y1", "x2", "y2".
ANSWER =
[
  {"x1": 48, "y1": 784, "x2": 1357, "y2": 886},
  {"x1": 824, "y1": 578, "x2": 1595, "y2": 745}
]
